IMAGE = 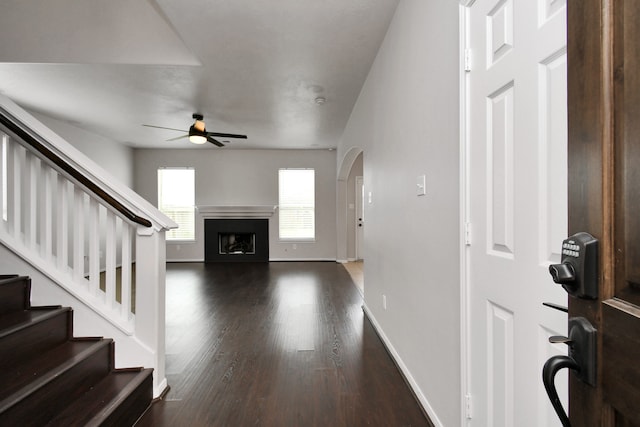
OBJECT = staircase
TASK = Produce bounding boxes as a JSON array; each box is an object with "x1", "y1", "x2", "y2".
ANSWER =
[{"x1": 0, "y1": 275, "x2": 153, "y2": 426}]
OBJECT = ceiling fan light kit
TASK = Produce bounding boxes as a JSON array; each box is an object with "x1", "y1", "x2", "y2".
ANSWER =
[{"x1": 189, "y1": 134, "x2": 207, "y2": 144}]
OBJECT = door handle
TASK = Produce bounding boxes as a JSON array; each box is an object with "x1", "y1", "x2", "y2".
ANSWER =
[
  {"x1": 543, "y1": 355, "x2": 579, "y2": 427},
  {"x1": 543, "y1": 302, "x2": 568, "y2": 313},
  {"x1": 542, "y1": 317, "x2": 596, "y2": 427}
]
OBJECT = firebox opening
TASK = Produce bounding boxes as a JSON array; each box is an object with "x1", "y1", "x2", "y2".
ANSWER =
[{"x1": 219, "y1": 232, "x2": 256, "y2": 255}]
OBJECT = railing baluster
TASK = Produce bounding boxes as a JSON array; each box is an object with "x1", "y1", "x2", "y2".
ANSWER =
[
  {"x1": 88, "y1": 198, "x2": 100, "y2": 295},
  {"x1": 11, "y1": 142, "x2": 23, "y2": 240},
  {"x1": 42, "y1": 166, "x2": 54, "y2": 260},
  {"x1": 0, "y1": 134, "x2": 7, "y2": 232},
  {"x1": 56, "y1": 175, "x2": 69, "y2": 270},
  {"x1": 27, "y1": 151, "x2": 37, "y2": 250},
  {"x1": 105, "y1": 210, "x2": 116, "y2": 308},
  {"x1": 5, "y1": 138, "x2": 13, "y2": 235},
  {"x1": 4, "y1": 140, "x2": 11, "y2": 232},
  {"x1": 121, "y1": 221, "x2": 132, "y2": 317},
  {"x1": 72, "y1": 186, "x2": 85, "y2": 283}
]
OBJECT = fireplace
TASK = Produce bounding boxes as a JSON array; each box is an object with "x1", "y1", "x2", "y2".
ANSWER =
[{"x1": 205, "y1": 218, "x2": 269, "y2": 262}]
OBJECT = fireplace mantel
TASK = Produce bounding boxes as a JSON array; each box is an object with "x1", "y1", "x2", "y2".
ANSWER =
[{"x1": 197, "y1": 205, "x2": 277, "y2": 218}]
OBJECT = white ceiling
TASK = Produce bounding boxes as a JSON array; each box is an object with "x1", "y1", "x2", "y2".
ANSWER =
[{"x1": 0, "y1": 0, "x2": 399, "y2": 150}]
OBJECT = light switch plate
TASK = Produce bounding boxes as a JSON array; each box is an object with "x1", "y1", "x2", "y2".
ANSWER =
[{"x1": 417, "y1": 174, "x2": 426, "y2": 196}]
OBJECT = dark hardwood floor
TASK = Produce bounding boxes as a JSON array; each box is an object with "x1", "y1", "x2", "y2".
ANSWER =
[{"x1": 137, "y1": 262, "x2": 432, "y2": 427}]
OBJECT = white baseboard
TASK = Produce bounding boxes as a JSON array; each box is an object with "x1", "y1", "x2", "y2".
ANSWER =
[
  {"x1": 268, "y1": 258, "x2": 337, "y2": 262},
  {"x1": 362, "y1": 303, "x2": 444, "y2": 427},
  {"x1": 153, "y1": 377, "x2": 168, "y2": 399},
  {"x1": 166, "y1": 258, "x2": 339, "y2": 263}
]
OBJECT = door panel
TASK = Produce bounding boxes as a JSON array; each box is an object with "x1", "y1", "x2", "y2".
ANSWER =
[
  {"x1": 540, "y1": 50, "x2": 568, "y2": 265},
  {"x1": 608, "y1": 0, "x2": 640, "y2": 422},
  {"x1": 615, "y1": 0, "x2": 640, "y2": 306},
  {"x1": 602, "y1": 301, "x2": 640, "y2": 422},
  {"x1": 567, "y1": 0, "x2": 640, "y2": 425},
  {"x1": 467, "y1": 0, "x2": 568, "y2": 425}
]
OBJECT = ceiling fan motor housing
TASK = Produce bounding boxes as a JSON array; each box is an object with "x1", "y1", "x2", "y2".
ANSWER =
[
  {"x1": 189, "y1": 124, "x2": 206, "y2": 136},
  {"x1": 191, "y1": 113, "x2": 206, "y2": 133}
]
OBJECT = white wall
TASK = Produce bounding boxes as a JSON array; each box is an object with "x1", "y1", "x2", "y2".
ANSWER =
[
  {"x1": 31, "y1": 112, "x2": 135, "y2": 188},
  {"x1": 337, "y1": 1, "x2": 460, "y2": 425},
  {"x1": 133, "y1": 148, "x2": 337, "y2": 261}
]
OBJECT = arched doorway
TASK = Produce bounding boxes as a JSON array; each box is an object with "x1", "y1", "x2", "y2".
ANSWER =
[{"x1": 337, "y1": 147, "x2": 364, "y2": 294}]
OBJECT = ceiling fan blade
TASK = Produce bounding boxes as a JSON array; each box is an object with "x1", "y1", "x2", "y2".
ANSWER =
[
  {"x1": 206, "y1": 131, "x2": 247, "y2": 139},
  {"x1": 207, "y1": 136, "x2": 225, "y2": 147},
  {"x1": 166, "y1": 134, "x2": 189, "y2": 141},
  {"x1": 142, "y1": 124, "x2": 186, "y2": 132}
]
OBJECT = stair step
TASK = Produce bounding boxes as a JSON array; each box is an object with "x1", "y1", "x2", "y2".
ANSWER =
[
  {"x1": 0, "y1": 307, "x2": 68, "y2": 338},
  {"x1": 0, "y1": 338, "x2": 106, "y2": 405},
  {"x1": 0, "y1": 307, "x2": 71, "y2": 366},
  {"x1": 45, "y1": 368, "x2": 154, "y2": 427},
  {"x1": 0, "y1": 276, "x2": 30, "y2": 314},
  {"x1": 0, "y1": 338, "x2": 114, "y2": 424},
  {"x1": 0, "y1": 274, "x2": 153, "y2": 426}
]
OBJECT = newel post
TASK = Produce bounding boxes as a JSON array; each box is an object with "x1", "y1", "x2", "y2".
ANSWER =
[{"x1": 135, "y1": 225, "x2": 167, "y2": 397}]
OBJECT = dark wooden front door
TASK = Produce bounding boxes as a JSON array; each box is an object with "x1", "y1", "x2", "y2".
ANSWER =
[{"x1": 568, "y1": 0, "x2": 640, "y2": 425}]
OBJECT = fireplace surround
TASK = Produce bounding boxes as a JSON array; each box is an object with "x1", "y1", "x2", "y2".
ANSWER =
[
  {"x1": 204, "y1": 218, "x2": 269, "y2": 262},
  {"x1": 199, "y1": 205, "x2": 275, "y2": 263}
]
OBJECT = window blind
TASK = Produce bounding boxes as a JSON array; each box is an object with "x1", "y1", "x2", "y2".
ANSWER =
[
  {"x1": 279, "y1": 169, "x2": 315, "y2": 240},
  {"x1": 158, "y1": 168, "x2": 195, "y2": 240}
]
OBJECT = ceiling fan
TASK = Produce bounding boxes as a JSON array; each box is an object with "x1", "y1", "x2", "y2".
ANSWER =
[{"x1": 143, "y1": 113, "x2": 247, "y2": 147}]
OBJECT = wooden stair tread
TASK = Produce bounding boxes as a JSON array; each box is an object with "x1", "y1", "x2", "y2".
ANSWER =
[
  {"x1": 0, "y1": 338, "x2": 109, "y2": 407},
  {"x1": 0, "y1": 274, "x2": 153, "y2": 426},
  {"x1": 0, "y1": 307, "x2": 68, "y2": 339},
  {"x1": 45, "y1": 368, "x2": 154, "y2": 427}
]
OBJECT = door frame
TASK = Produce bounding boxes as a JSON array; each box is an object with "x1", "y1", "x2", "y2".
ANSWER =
[
  {"x1": 336, "y1": 147, "x2": 364, "y2": 263},
  {"x1": 566, "y1": 1, "x2": 613, "y2": 424},
  {"x1": 458, "y1": 1, "x2": 472, "y2": 425}
]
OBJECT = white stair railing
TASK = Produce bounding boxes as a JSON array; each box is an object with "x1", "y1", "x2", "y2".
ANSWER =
[
  {"x1": 0, "y1": 134, "x2": 137, "y2": 330},
  {"x1": 0, "y1": 94, "x2": 176, "y2": 397}
]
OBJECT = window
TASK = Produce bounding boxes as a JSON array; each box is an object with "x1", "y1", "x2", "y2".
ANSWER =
[
  {"x1": 158, "y1": 168, "x2": 195, "y2": 241},
  {"x1": 279, "y1": 168, "x2": 315, "y2": 240}
]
